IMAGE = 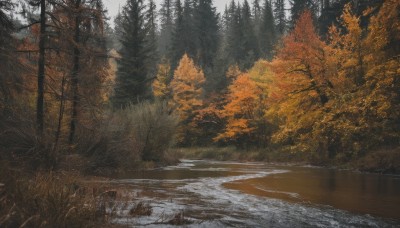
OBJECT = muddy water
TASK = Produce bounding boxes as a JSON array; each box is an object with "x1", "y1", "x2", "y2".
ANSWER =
[{"x1": 110, "y1": 160, "x2": 400, "y2": 227}]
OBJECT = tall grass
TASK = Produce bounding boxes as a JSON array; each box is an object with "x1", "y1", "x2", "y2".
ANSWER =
[{"x1": 0, "y1": 168, "x2": 109, "y2": 227}]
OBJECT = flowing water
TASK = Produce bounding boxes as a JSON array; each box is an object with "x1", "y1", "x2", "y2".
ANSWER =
[{"x1": 109, "y1": 160, "x2": 400, "y2": 227}]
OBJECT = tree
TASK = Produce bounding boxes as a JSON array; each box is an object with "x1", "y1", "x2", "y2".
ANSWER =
[
  {"x1": 169, "y1": 0, "x2": 183, "y2": 66},
  {"x1": 193, "y1": 0, "x2": 220, "y2": 70},
  {"x1": 158, "y1": 0, "x2": 174, "y2": 57},
  {"x1": 215, "y1": 60, "x2": 275, "y2": 148},
  {"x1": 274, "y1": 10, "x2": 332, "y2": 105},
  {"x1": 23, "y1": 0, "x2": 47, "y2": 134},
  {"x1": 241, "y1": 0, "x2": 259, "y2": 69},
  {"x1": 45, "y1": 0, "x2": 108, "y2": 144},
  {"x1": 145, "y1": 0, "x2": 159, "y2": 78},
  {"x1": 152, "y1": 58, "x2": 171, "y2": 101},
  {"x1": 252, "y1": 0, "x2": 262, "y2": 32},
  {"x1": 259, "y1": 0, "x2": 276, "y2": 59},
  {"x1": 290, "y1": 0, "x2": 318, "y2": 27},
  {"x1": 0, "y1": 1, "x2": 20, "y2": 112},
  {"x1": 170, "y1": 54, "x2": 205, "y2": 144},
  {"x1": 266, "y1": 10, "x2": 334, "y2": 158},
  {"x1": 215, "y1": 72, "x2": 262, "y2": 147},
  {"x1": 113, "y1": 0, "x2": 150, "y2": 107},
  {"x1": 274, "y1": 0, "x2": 286, "y2": 36},
  {"x1": 328, "y1": 4, "x2": 366, "y2": 88}
]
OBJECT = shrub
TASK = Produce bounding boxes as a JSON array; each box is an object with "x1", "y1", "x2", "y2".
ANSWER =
[
  {"x1": 75, "y1": 101, "x2": 179, "y2": 172},
  {"x1": 116, "y1": 101, "x2": 179, "y2": 163}
]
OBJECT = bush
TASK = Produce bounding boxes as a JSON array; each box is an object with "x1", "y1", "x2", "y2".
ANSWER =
[
  {"x1": 75, "y1": 101, "x2": 179, "y2": 172},
  {"x1": 122, "y1": 101, "x2": 179, "y2": 162}
]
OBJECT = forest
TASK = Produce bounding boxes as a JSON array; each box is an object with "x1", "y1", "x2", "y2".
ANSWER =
[{"x1": 0, "y1": 0, "x2": 399, "y2": 226}]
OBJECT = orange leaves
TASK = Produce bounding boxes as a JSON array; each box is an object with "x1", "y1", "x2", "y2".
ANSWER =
[
  {"x1": 170, "y1": 54, "x2": 206, "y2": 143},
  {"x1": 214, "y1": 61, "x2": 279, "y2": 145}
]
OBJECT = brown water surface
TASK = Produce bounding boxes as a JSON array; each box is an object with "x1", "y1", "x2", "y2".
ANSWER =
[{"x1": 224, "y1": 166, "x2": 400, "y2": 220}]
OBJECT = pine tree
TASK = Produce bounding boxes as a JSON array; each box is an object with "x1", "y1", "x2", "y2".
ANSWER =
[
  {"x1": 193, "y1": 0, "x2": 220, "y2": 70},
  {"x1": 158, "y1": 0, "x2": 173, "y2": 57},
  {"x1": 170, "y1": 0, "x2": 196, "y2": 70},
  {"x1": 253, "y1": 0, "x2": 262, "y2": 31},
  {"x1": 241, "y1": 0, "x2": 259, "y2": 68},
  {"x1": 169, "y1": 0, "x2": 183, "y2": 68},
  {"x1": 274, "y1": 0, "x2": 286, "y2": 36},
  {"x1": 259, "y1": 0, "x2": 276, "y2": 59},
  {"x1": 290, "y1": 0, "x2": 318, "y2": 26},
  {"x1": 145, "y1": 0, "x2": 158, "y2": 78},
  {"x1": 113, "y1": 0, "x2": 150, "y2": 107},
  {"x1": 113, "y1": 9, "x2": 124, "y2": 50},
  {"x1": 225, "y1": 1, "x2": 241, "y2": 65}
]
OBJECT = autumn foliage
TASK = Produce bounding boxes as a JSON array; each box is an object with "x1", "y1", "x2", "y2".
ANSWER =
[{"x1": 170, "y1": 54, "x2": 205, "y2": 144}]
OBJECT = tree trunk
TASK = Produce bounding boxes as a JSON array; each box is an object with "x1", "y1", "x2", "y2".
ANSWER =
[
  {"x1": 37, "y1": 0, "x2": 46, "y2": 135},
  {"x1": 55, "y1": 75, "x2": 66, "y2": 148},
  {"x1": 69, "y1": 0, "x2": 81, "y2": 144}
]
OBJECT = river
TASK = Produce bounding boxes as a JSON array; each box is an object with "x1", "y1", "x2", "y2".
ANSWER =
[{"x1": 108, "y1": 160, "x2": 400, "y2": 227}]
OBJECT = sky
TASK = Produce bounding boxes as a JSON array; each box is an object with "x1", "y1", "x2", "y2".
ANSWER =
[{"x1": 103, "y1": 0, "x2": 245, "y2": 26}]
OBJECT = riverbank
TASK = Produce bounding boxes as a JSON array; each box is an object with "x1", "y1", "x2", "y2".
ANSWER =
[{"x1": 173, "y1": 147, "x2": 400, "y2": 175}]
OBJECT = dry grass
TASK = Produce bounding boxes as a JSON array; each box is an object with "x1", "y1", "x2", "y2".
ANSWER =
[
  {"x1": 0, "y1": 167, "x2": 114, "y2": 228},
  {"x1": 167, "y1": 211, "x2": 192, "y2": 225},
  {"x1": 129, "y1": 201, "x2": 152, "y2": 217}
]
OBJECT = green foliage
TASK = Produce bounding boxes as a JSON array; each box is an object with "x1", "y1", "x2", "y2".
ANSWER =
[
  {"x1": 259, "y1": 0, "x2": 276, "y2": 59},
  {"x1": 113, "y1": 0, "x2": 152, "y2": 107},
  {"x1": 193, "y1": 0, "x2": 220, "y2": 70}
]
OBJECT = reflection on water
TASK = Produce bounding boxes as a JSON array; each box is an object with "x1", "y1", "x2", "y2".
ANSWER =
[
  {"x1": 110, "y1": 160, "x2": 400, "y2": 227},
  {"x1": 224, "y1": 166, "x2": 400, "y2": 219}
]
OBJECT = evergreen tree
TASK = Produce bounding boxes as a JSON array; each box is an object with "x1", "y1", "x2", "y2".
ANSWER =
[
  {"x1": 170, "y1": 0, "x2": 196, "y2": 70},
  {"x1": 241, "y1": 0, "x2": 259, "y2": 68},
  {"x1": 169, "y1": 0, "x2": 183, "y2": 68},
  {"x1": 225, "y1": 1, "x2": 242, "y2": 65},
  {"x1": 193, "y1": 0, "x2": 220, "y2": 70},
  {"x1": 259, "y1": 0, "x2": 276, "y2": 59},
  {"x1": 113, "y1": 9, "x2": 124, "y2": 50},
  {"x1": 290, "y1": 0, "x2": 318, "y2": 26},
  {"x1": 145, "y1": 0, "x2": 159, "y2": 77},
  {"x1": 274, "y1": 0, "x2": 286, "y2": 36},
  {"x1": 252, "y1": 0, "x2": 262, "y2": 34},
  {"x1": 158, "y1": 0, "x2": 174, "y2": 57},
  {"x1": 113, "y1": 0, "x2": 150, "y2": 107}
]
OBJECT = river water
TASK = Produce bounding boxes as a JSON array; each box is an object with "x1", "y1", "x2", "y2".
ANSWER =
[{"x1": 109, "y1": 160, "x2": 400, "y2": 227}]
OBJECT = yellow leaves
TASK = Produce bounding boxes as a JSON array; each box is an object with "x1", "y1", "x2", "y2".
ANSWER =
[
  {"x1": 171, "y1": 54, "x2": 205, "y2": 114},
  {"x1": 152, "y1": 60, "x2": 171, "y2": 100},
  {"x1": 170, "y1": 54, "x2": 206, "y2": 143}
]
